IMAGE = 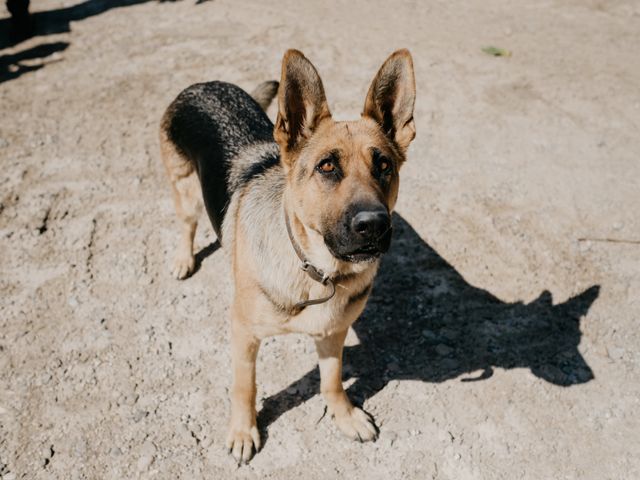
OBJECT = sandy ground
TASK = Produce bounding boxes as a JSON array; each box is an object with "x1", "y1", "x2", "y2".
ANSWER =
[{"x1": 1, "y1": 0, "x2": 639, "y2": 478}]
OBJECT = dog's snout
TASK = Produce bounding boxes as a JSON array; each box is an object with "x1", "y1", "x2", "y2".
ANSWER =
[{"x1": 351, "y1": 210, "x2": 390, "y2": 239}]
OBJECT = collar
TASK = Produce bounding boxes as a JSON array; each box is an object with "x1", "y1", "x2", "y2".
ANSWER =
[{"x1": 284, "y1": 209, "x2": 336, "y2": 309}]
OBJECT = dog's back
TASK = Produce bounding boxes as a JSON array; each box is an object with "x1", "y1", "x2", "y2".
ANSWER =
[{"x1": 160, "y1": 81, "x2": 278, "y2": 240}]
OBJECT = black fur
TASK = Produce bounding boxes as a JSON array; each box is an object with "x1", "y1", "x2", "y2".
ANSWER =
[{"x1": 162, "y1": 81, "x2": 278, "y2": 237}]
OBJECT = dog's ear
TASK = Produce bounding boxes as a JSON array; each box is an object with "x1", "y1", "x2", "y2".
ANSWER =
[
  {"x1": 274, "y1": 50, "x2": 331, "y2": 161},
  {"x1": 363, "y1": 49, "x2": 416, "y2": 152}
]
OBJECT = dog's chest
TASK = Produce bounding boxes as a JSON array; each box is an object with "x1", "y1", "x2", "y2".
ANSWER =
[{"x1": 278, "y1": 272, "x2": 375, "y2": 337}]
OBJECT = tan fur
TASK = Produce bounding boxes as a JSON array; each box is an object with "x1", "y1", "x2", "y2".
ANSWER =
[
  {"x1": 162, "y1": 50, "x2": 416, "y2": 463},
  {"x1": 159, "y1": 127, "x2": 202, "y2": 279}
]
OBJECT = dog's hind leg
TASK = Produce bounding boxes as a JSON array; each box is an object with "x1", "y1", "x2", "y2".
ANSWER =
[{"x1": 160, "y1": 129, "x2": 202, "y2": 279}]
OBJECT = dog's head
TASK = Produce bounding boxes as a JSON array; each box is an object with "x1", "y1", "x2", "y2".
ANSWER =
[{"x1": 275, "y1": 49, "x2": 416, "y2": 263}]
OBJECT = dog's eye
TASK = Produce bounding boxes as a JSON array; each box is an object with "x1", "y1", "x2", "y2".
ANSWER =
[
  {"x1": 377, "y1": 155, "x2": 392, "y2": 175},
  {"x1": 317, "y1": 159, "x2": 336, "y2": 174},
  {"x1": 372, "y1": 149, "x2": 393, "y2": 176}
]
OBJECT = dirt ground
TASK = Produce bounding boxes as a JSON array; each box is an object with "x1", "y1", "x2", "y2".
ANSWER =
[{"x1": 1, "y1": 0, "x2": 639, "y2": 478}]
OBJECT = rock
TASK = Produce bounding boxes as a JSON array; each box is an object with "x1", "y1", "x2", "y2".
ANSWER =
[
  {"x1": 421, "y1": 329, "x2": 439, "y2": 343},
  {"x1": 387, "y1": 362, "x2": 400, "y2": 372},
  {"x1": 132, "y1": 409, "x2": 147, "y2": 423},
  {"x1": 435, "y1": 344, "x2": 454, "y2": 356},
  {"x1": 607, "y1": 346, "x2": 625, "y2": 360},
  {"x1": 137, "y1": 440, "x2": 156, "y2": 471}
]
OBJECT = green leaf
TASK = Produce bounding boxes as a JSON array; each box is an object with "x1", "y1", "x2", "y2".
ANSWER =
[{"x1": 482, "y1": 46, "x2": 512, "y2": 57}]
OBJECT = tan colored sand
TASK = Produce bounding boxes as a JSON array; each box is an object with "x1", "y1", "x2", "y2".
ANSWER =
[{"x1": 1, "y1": 0, "x2": 639, "y2": 478}]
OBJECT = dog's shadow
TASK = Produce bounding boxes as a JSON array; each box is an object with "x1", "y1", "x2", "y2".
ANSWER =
[{"x1": 257, "y1": 213, "x2": 600, "y2": 436}]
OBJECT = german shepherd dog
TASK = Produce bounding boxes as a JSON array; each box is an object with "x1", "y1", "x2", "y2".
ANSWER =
[{"x1": 160, "y1": 49, "x2": 416, "y2": 463}]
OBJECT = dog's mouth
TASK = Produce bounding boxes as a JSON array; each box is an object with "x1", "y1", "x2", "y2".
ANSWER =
[
  {"x1": 338, "y1": 244, "x2": 383, "y2": 263},
  {"x1": 325, "y1": 227, "x2": 393, "y2": 263}
]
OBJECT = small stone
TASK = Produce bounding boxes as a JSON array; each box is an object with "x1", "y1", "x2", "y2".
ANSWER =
[
  {"x1": 132, "y1": 409, "x2": 148, "y2": 423},
  {"x1": 435, "y1": 344, "x2": 454, "y2": 356},
  {"x1": 201, "y1": 436, "x2": 214, "y2": 449},
  {"x1": 137, "y1": 441, "x2": 156, "y2": 471},
  {"x1": 137, "y1": 454, "x2": 153, "y2": 471},
  {"x1": 421, "y1": 330, "x2": 438, "y2": 343},
  {"x1": 439, "y1": 328, "x2": 459, "y2": 340},
  {"x1": 607, "y1": 346, "x2": 625, "y2": 360},
  {"x1": 68, "y1": 296, "x2": 79, "y2": 308},
  {"x1": 441, "y1": 358, "x2": 460, "y2": 371},
  {"x1": 286, "y1": 386, "x2": 298, "y2": 395},
  {"x1": 4, "y1": 473, "x2": 16, "y2": 480},
  {"x1": 110, "y1": 447, "x2": 122, "y2": 456},
  {"x1": 42, "y1": 445, "x2": 53, "y2": 459},
  {"x1": 579, "y1": 241, "x2": 591, "y2": 253}
]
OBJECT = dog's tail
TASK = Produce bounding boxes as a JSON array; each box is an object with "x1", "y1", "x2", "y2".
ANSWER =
[{"x1": 250, "y1": 80, "x2": 279, "y2": 112}]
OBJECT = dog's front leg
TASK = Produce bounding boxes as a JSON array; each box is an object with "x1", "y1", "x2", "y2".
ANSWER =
[
  {"x1": 226, "y1": 315, "x2": 261, "y2": 464},
  {"x1": 315, "y1": 329, "x2": 378, "y2": 442}
]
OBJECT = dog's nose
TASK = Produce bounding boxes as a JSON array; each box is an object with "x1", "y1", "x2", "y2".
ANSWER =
[{"x1": 351, "y1": 210, "x2": 390, "y2": 239}]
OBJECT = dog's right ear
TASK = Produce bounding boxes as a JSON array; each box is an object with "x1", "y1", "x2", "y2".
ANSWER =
[{"x1": 274, "y1": 50, "x2": 331, "y2": 163}]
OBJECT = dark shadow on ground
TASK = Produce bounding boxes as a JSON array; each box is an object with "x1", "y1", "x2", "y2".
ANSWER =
[
  {"x1": 0, "y1": 40, "x2": 68, "y2": 83},
  {"x1": 193, "y1": 239, "x2": 220, "y2": 275},
  {"x1": 0, "y1": 0, "x2": 155, "y2": 49},
  {"x1": 0, "y1": 0, "x2": 210, "y2": 83},
  {"x1": 258, "y1": 213, "x2": 600, "y2": 434}
]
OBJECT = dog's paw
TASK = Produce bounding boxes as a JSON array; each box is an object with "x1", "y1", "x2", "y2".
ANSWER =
[
  {"x1": 171, "y1": 252, "x2": 195, "y2": 280},
  {"x1": 333, "y1": 406, "x2": 378, "y2": 442},
  {"x1": 226, "y1": 423, "x2": 260, "y2": 464}
]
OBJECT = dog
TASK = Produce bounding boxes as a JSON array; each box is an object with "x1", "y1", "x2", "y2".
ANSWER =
[{"x1": 160, "y1": 49, "x2": 416, "y2": 463}]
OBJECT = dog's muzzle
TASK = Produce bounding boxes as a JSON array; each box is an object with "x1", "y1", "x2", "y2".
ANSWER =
[{"x1": 326, "y1": 205, "x2": 392, "y2": 263}]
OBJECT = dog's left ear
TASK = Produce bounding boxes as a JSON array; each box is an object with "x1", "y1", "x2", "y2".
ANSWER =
[
  {"x1": 274, "y1": 49, "x2": 331, "y2": 162},
  {"x1": 363, "y1": 49, "x2": 416, "y2": 152}
]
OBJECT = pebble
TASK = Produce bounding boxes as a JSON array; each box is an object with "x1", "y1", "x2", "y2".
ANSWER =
[
  {"x1": 132, "y1": 409, "x2": 147, "y2": 422},
  {"x1": 201, "y1": 436, "x2": 214, "y2": 449},
  {"x1": 3, "y1": 474, "x2": 16, "y2": 480},
  {"x1": 439, "y1": 327, "x2": 459, "y2": 340},
  {"x1": 435, "y1": 344, "x2": 454, "y2": 356},
  {"x1": 42, "y1": 445, "x2": 54, "y2": 460},
  {"x1": 421, "y1": 330, "x2": 439, "y2": 343},
  {"x1": 137, "y1": 441, "x2": 156, "y2": 471},
  {"x1": 607, "y1": 346, "x2": 625, "y2": 360}
]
